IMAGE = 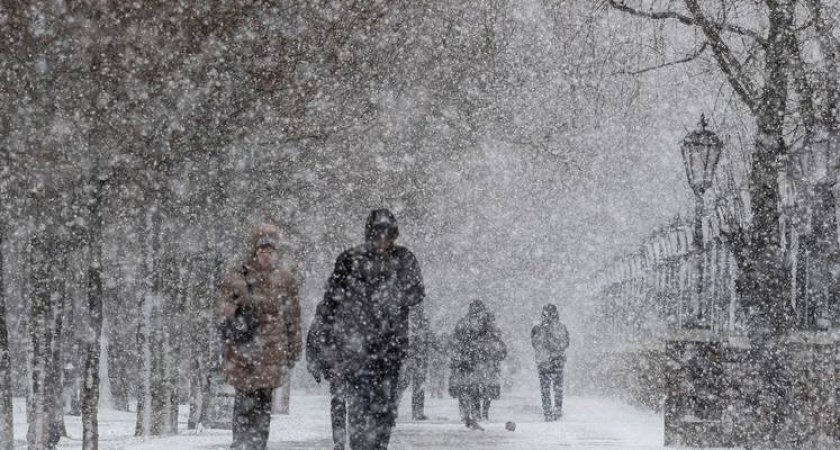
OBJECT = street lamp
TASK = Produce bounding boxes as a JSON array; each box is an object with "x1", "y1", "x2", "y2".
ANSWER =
[{"x1": 681, "y1": 114, "x2": 723, "y2": 328}]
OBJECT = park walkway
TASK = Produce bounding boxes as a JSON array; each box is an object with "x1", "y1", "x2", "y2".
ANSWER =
[{"x1": 15, "y1": 391, "x2": 667, "y2": 449}]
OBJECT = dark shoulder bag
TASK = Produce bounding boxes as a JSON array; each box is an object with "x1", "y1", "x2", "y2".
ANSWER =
[{"x1": 219, "y1": 267, "x2": 259, "y2": 359}]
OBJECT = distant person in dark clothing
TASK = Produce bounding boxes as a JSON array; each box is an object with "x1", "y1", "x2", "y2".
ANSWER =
[
  {"x1": 531, "y1": 304, "x2": 569, "y2": 421},
  {"x1": 426, "y1": 332, "x2": 449, "y2": 399},
  {"x1": 397, "y1": 309, "x2": 430, "y2": 420},
  {"x1": 449, "y1": 300, "x2": 507, "y2": 429},
  {"x1": 310, "y1": 209, "x2": 425, "y2": 450}
]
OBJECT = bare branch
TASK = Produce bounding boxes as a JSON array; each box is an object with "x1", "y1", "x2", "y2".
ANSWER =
[
  {"x1": 789, "y1": 29, "x2": 816, "y2": 139},
  {"x1": 496, "y1": 135, "x2": 583, "y2": 173},
  {"x1": 612, "y1": 41, "x2": 708, "y2": 76},
  {"x1": 606, "y1": 0, "x2": 767, "y2": 47},
  {"x1": 682, "y1": 0, "x2": 760, "y2": 114},
  {"x1": 245, "y1": 135, "x2": 330, "y2": 146},
  {"x1": 606, "y1": 0, "x2": 761, "y2": 112},
  {"x1": 804, "y1": 0, "x2": 840, "y2": 123}
]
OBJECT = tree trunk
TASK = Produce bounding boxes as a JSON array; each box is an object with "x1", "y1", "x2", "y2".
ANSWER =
[
  {"x1": 163, "y1": 255, "x2": 186, "y2": 435},
  {"x1": 739, "y1": 3, "x2": 797, "y2": 446},
  {"x1": 27, "y1": 234, "x2": 59, "y2": 450},
  {"x1": 152, "y1": 255, "x2": 175, "y2": 436},
  {"x1": 187, "y1": 357, "x2": 203, "y2": 430},
  {"x1": 810, "y1": 183, "x2": 840, "y2": 325},
  {"x1": 105, "y1": 326, "x2": 131, "y2": 412},
  {"x1": 135, "y1": 212, "x2": 154, "y2": 437},
  {"x1": 48, "y1": 247, "x2": 66, "y2": 440},
  {"x1": 150, "y1": 330, "x2": 166, "y2": 436},
  {"x1": 0, "y1": 226, "x2": 13, "y2": 450},
  {"x1": 134, "y1": 286, "x2": 151, "y2": 436},
  {"x1": 196, "y1": 291, "x2": 215, "y2": 426},
  {"x1": 135, "y1": 208, "x2": 169, "y2": 437},
  {"x1": 161, "y1": 327, "x2": 178, "y2": 435},
  {"x1": 186, "y1": 257, "x2": 205, "y2": 430},
  {"x1": 82, "y1": 177, "x2": 106, "y2": 450},
  {"x1": 105, "y1": 278, "x2": 134, "y2": 412},
  {"x1": 134, "y1": 303, "x2": 170, "y2": 437}
]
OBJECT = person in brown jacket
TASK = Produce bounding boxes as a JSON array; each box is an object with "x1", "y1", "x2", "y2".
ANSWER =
[{"x1": 215, "y1": 223, "x2": 301, "y2": 450}]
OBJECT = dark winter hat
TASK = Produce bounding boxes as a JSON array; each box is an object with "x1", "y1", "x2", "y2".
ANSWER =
[
  {"x1": 365, "y1": 208, "x2": 399, "y2": 241},
  {"x1": 542, "y1": 304, "x2": 559, "y2": 322},
  {"x1": 468, "y1": 299, "x2": 486, "y2": 315}
]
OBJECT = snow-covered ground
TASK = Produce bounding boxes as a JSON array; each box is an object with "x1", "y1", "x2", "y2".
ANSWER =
[{"x1": 13, "y1": 392, "x2": 666, "y2": 449}]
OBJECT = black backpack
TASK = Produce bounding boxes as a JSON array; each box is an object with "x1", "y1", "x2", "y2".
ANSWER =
[{"x1": 219, "y1": 267, "x2": 259, "y2": 349}]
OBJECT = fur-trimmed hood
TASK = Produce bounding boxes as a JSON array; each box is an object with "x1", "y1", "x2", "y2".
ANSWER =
[{"x1": 244, "y1": 222, "x2": 283, "y2": 266}]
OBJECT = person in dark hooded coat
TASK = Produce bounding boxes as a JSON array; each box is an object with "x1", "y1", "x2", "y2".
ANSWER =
[
  {"x1": 531, "y1": 304, "x2": 569, "y2": 421},
  {"x1": 449, "y1": 300, "x2": 507, "y2": 429},
  {"x1": 310, "y1": 209, "x2": 425, "y2": 450}
]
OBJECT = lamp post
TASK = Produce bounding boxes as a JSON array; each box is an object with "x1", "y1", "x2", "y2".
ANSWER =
[
  {"x1": 664, "y1": 120, "x2": 725, "y2": 447},
  {"x1": 680, "y1": 114, "x2": 723, "y2": 328}
]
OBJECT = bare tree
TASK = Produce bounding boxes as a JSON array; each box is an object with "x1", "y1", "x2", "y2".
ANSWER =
[
  {"x1": 27, "y1": 232, "x2": 62, "y2": 450},
  {"x1": 607, "y1": 0, "x2": 840, "y2": 445},
  {"x1": 0, "y1": 225, "x2": 12, "y2": 450},
  {"x1": 81, "y1": 175, "x2": 106, "y2": 450}
]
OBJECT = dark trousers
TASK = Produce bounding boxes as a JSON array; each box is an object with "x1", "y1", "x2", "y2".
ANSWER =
[
  {"x1": 330, "y1": 380, "x2": 348, "y2": 450},
  {"x1": 410, "y1": 374, "x2": 426, "y2": 419},
  {"x1": 458, "y1": 387, "x2": 480, "y2": 424},
  {"x1": 457, "y1": 385, "x2": 492, "y2": 423},
  {"x1": 346, "y1": 362, "x2": 402, "y2": 450},
  {"x1": 538, "y1": 365, "x2": 565, "y2": 419},
  {"x1": 232, "y1": 388, "x2": 273, "y2": 450}
]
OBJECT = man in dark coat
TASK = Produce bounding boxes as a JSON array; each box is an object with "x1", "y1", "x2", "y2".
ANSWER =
[
  {"x1": 311, "y1": 209, "x2": 425, "y2": 450},
  {"x1": 449, "y1": 300, "x2": 507, "y2": 429},
  {"x1": 531, "y1": 304, "x2": 569, "y2": 421}
]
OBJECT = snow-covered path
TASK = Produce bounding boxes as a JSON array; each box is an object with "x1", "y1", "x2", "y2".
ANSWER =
[{"x1": 15, "y1": 392, "x2": 665, "y2": 449}]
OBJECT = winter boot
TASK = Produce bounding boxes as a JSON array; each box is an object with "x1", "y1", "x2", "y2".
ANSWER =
[{"x1": 465, "y1": 419, "x2": 484, "y2": 431}]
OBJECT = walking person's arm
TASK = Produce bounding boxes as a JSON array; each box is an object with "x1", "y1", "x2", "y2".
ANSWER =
[
  {"x1": 305, "y1": 313, "x2": 326, "y2": 383},
  {"x1": 400, "y1": 251, "x2": 425, "y2": 308},
  {"x1": 323, "y1": 251, "x2": 353, "y2": 313},
  {"x1": 309, "y1": 251, "x2": 353, "y2": 381},
  {"x1": 559, "y1": 323, "x2": 570, "y2": 351},
  {"x1": 215, "y1": 272, "x2": 244, "y2": 323},
  {"x1": 491, "y1": 327, "x2": 508, "y2": 361}
]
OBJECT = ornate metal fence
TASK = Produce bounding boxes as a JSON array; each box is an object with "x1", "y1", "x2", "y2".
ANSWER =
[
  {"x1": 584, "y1": 188, "x2": 840, "y2": 444},
  {"x1": 593, "y1": 214, "x2": 742, "y2": 351}
]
